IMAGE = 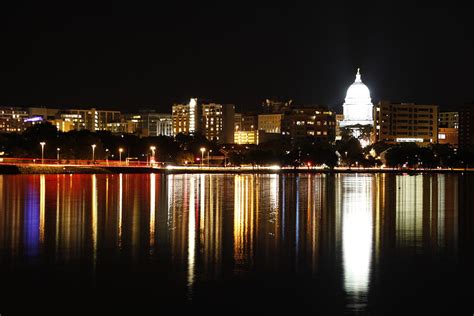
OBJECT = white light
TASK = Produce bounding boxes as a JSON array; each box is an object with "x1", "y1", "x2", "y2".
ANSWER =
[{"x1": 269, "y1": 165, "x2": 281, "y2": 170}]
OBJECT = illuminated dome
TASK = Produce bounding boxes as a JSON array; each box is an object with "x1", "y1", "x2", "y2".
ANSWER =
[{"x1": 340, "y1": 68, "x2": 374, "y2": 127}]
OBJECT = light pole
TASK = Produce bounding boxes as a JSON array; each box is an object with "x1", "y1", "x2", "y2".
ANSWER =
[
  {"x1": 57, "y1": 148, "x2": 60, "y2": 161},
  {"x1": 119, "y1": 148, "x2": 123, "y2": 164},
  {"x1": 40, "y1": 142, "x2": 46, "y2": 164},
  {"x1": 91, "y1": 144, "x2": 96, "y2": 163},
  {"x1": 200, "y1": 147, "x2": 205, "y2": 168},
  {"x1": 208, "y1": 149, "x2": 212, "y2": 168},
  {"x1": 150, "y1": 146, "x2": 156, "y2": 165}
]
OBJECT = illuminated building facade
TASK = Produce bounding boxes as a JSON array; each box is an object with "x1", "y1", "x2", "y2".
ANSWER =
[
  {"x1": 241, "y1": 114, "x2": 258, "y2": 131},
  {"x1": 202, "y1": 103, "x2": 235, "y2": 143},
  {"x1": 340, "y1": 69, "x2": 374, "y2": 128},
  {"x1": 128, "y1": 112, "x2": 172, "y2": 137},
  {"x1": 0, "y1": 107, "x2": 29, "y2": 133},
  {"x1": 172, "y1": 98, "x2": 202, "y2": 136},
  {"x1": 66, "y1": 108, "x2": 121, "y2": 132},
  {"x1": 234, "y1": 130, "x2": 259, "y2": 145},
  {"x1": 439, "y1": 111, "x2": 459, "y2": 129},
  {"x1": 373, "y1": 101, "x2": 438, "y2": 146},
  {"x1": 258, "y1": 114, "x2": 283, "y2": 133},
  {"x1": 438, "y1": 111, "x2": 458, "y2": 146},
  {"x1": 281, "y1": 106, "x2": 336, "y2": 141}
]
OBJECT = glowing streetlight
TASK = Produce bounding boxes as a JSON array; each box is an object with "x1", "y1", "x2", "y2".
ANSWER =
[
  {"x1": 200, "y1": 147, "x2": 206, "y2": 168},
  {"x1": 119, "y1": 148, "x2": 124, "y2": 164},
  {"x1": 57, "y1": 148, "x2": 60, "y2": 161},
  {"x1": 150, "y1": 146, "x2": 156, "y2": 165},
  {"x1": 91, "y1": 144, "x2": 96, "y2": 163},
  {"x1": 40, "y1": 142, "x2": 46, "y2": 164}
]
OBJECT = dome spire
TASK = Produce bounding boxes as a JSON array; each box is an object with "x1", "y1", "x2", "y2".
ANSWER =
[{"x1": 355, "y1": 68, "x2": 361, "y2": 83}]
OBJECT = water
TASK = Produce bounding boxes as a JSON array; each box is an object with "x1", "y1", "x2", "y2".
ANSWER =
[{"x1": 0, "y1": 173, "x2": 473, "y2": 315}]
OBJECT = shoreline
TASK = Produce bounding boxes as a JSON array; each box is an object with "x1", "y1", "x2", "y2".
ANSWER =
[{"x1": 0, "y1": 164, "x2": 473, "y2": 175}]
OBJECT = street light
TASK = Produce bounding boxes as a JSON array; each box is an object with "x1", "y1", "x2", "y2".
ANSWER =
[
  {"x1": 150, "y1": 146, "x2": 156, "y2": 165},
  {"x1": 208, "y1": 149, "x2": 212, "y2": 168},
  {"x1": 40, "y1": 142, "x2": 46, "y2": 164},
  {"x1": 200, "y1": 147, "x2": 206, "y2": 168},
  {"x1": 57, "y1": 148, "x2": 60, "y2": 161},
  {"x1": 91, "y1": 144, "x2": 96, "y2": 163},
  {"x1": 119, "y1": 148, "x2": 124, "y2": 164}
]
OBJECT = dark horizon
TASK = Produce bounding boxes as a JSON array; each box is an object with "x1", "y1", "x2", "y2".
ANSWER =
[{"x1": 1, "y1": 3, "x2": 473, "y2": 113}]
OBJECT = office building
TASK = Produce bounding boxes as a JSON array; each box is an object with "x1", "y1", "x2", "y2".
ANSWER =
[
  {"x1": 459, "y1": 103, "x2": 474, "y2": 149},
  {"x1": 0, "y1": 107, "x2": 29, "y2": 133},
  {"x1": 282, "y1": 106, "x2": 336, "y2": 141},
  {"x1": 258, "y1": 114, "x2": 283, "y2": 133},
  {"x1": 373, "y1": 101, "x2": 438, "y2": 146},
  {"x1": 66, "y1": 108, "x2": 121, "y2": 132}
]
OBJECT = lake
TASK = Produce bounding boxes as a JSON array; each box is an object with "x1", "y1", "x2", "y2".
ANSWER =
[{"x1": 0, "y1": 173, "x2": 473, "y2": 315}]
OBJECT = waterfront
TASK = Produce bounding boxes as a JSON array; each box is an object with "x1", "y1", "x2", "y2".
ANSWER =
[{"x1": 0, "y1": 173, "x2": 473, "y2": 314}]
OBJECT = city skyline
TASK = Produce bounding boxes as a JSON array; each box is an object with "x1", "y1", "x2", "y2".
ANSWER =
[{"x1": 0, "y1": 3, "x2": 473, "y2": 111}]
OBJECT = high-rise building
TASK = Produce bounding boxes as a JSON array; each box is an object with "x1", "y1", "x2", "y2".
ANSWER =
[
  {"x1": 172, "y1": 98, "x2": 202, "y2": 136},
  {"x1": 373, "y1": 101, "x2": 438, "y2": 146},
  {"x1": 172, "y1": 99, "x2": 234, "y2": 143},
  {"x1": 241, "y1": 114, "x2": 258, "y2": 131},
  {"x1": 438, "y1": 111, "x2": 459, "y2": 146},
  {"x1": 281, "y1": 106, "x2": 336, "y2": 141},
  {"x1": 0, "y1": 107, "x2": 29, "y2": 133},
  {"x1": 234, "y1": 113, "x2": 242, "y2": 131},
  {"x1": 130, "y1": 111, "x2": 173, "y2": 137},
  {"x1": 258, "y1": 114, "x2": 283, "y2": 133},
  {"x1": 66, "y1": 108, "x2": 121, "y2": 132},
  {"x1": 439, "y1": 111, "x2": 459, "y2": 128},
  {"x1": 459, "y1": 103, "x2": 474, "y2": 149}
]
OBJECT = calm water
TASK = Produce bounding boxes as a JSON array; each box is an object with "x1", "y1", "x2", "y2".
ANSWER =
[{"x1": 0, "y1": 173, "x2": 473, "y2": 315}]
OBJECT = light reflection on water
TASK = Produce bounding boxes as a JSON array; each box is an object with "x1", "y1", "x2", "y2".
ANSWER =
[{"x1": 0, "y1": 173, "x2": 466, "y2": 313}]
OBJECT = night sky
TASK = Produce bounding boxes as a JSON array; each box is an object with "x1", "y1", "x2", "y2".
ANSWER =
[{"x1": 1, "y1": 2, "x2": 473, "y2": 112}]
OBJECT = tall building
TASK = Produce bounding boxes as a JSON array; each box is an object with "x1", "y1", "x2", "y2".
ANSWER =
[
  {"x1": 66, "y1": 108, "x2": 121, "y2": 132},
  {"x1": 459, "y1": 103, "x2": 474, "y2": 149},
  {"x1": 373, "y1": 101, "x2": 438, "y2": 146},
  {"x1": 130, "y1": 111, "x2": 173, "y2": 137},
  {"x1": 439, "y1": 111, "x2": 459, "y2": 128},
  {"x1": 0, "y1": 107, "x2": 29, "y2": 133},
  {"x1": 258, "y1": 114, "x2": 283, "y2": 133},
  {"x1": 234, "y1": 113, "x2": 242, "y2": 131},
  {"x1": 172, "y1": 99, "x2": 234, "y2": 143},
  {"x1": 281, "y1": 106, "x2": 336, "y2": 141},
  {"x1": 28, "y1": 107, "x2": 60, "y2": 120},
  {"x1": 438, "y1": 111, "x2": 459, "y2": 146},
  {"x1": 340, "y1": 69, "x2": 374, "y2": 128},
  {"x1": 241, "y1": 114, "x2": 258, "y2": 131},
  {"x1": 172, "y1": 98, "x2": 202, "y2": 136}
]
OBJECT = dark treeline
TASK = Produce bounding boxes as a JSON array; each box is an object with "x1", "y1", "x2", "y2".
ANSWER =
[{"x1": 1, "y1": 122, "x2": 473, "y2": 168}]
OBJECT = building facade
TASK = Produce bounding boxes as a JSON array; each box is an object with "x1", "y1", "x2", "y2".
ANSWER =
[
  {"x1": 172, "y1": 98, "x2": 202, "y2": 136},
  {"x1": 439, "y1": 111, "x2": 459, "y2": 129},
  {"x1": 234, "y1": 130, "x2": 259, "y2": 145},
  {"x1": 0, "y1": 107, "x2": 29, "y2": 133},
  {"x1": 281, "y1": 107, "x2": 336, "y2": 141},
  {"x1": 459, "y1": 104, "x2": 474, "y2": 149},
  {"x1": 258, "y1": 114, "x2": 283, "y2": 133},
  {"x1": 373, "y1": 101, "x2": 438, "y2": 146},
  {"x1": 66, "y1": 108, "x2": 121, "y2": 132}
]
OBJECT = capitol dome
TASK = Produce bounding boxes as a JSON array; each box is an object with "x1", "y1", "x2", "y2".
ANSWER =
[
  {"x1": 345, "y1": 70, "x2": 371, "y2": 102},
  {"x1": 340, "y1": 68, "x2": 374, "y2": 127}
]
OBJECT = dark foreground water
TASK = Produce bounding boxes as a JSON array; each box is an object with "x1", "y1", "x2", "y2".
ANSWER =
[{"x1": 0, "y1": 173, "x2": 473, "y2": 315}]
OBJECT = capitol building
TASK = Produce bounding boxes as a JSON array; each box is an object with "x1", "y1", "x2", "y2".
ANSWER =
[
  {"x1": 340, "y1": 68, "x2": 374, "y2": 127},
  {"x1": 340, "y1": 68, "x2": 374, "y2": 146}
]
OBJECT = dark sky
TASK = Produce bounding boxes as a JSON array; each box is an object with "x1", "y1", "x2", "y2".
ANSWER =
[{"x1": 0, "y1": 2, "x2": 473, "y2": 112}]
